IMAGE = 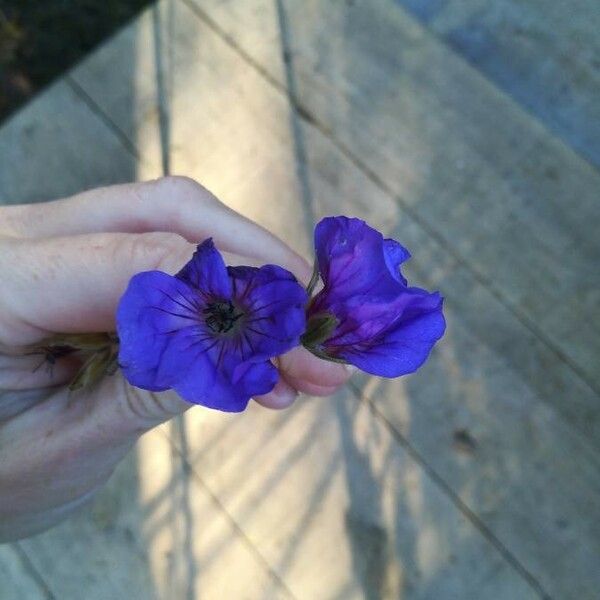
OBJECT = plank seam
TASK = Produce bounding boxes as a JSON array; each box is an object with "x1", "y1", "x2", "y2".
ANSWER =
[
  {"x1": 65, "y1": 75, "x2": 141, "y2": 160},
  {"x1": 349, "y1": 382, "x2": 552, "y2": 599},
  {"x1": 178, "y1": 0, "x2": 600, "y2": 405},
  {"x1": 156, "y1": 425, "x2": 298, "y2": 600},
  {"x1": 11, "y1": 542, "x2": 57, "y2": 600}
]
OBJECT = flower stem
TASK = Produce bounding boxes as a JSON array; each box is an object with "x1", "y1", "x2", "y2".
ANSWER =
[
  {"x1": 303, "y1": 346, "x2": 349, "y2": 364},
  {"x1": 26, "y1": 332, "x2": 119, "y2": 392},
  {"x1": 305, "y1": 258, "x2": 320, "y2": 297}
]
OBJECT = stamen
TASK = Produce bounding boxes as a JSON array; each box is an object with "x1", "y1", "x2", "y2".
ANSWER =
[{"x1": 204, "y1": 301, "x2": 243, "y2": 333}]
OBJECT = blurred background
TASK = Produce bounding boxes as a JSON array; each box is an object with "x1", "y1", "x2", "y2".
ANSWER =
[{"x1": 1, "y1": 1, "x2": 599, "y2": 599}]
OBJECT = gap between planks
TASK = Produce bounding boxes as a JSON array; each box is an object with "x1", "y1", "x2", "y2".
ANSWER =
[
  {"x1": 155, "y1": 415, "x2": 298, "y2": 599},
  {"x1": 10, "y1": 542, "x2": 56, "y2": 600},
  {"x1": 349, "y1": 382, "x2": 551, "y2": 599}
]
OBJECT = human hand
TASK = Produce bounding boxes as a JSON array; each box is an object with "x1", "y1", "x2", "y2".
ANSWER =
[{"x1": 0, "y1": 176, "x2": 351, "y2": 541}]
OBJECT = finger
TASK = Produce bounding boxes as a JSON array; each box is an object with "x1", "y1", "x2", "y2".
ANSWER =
[
  {"x1": 0, "y1": 231, "x2": 198, "y2": 344},
  {"x1": 112, "y1": 369, "x2": 299, "y2": 435},
  {"x1": 86, "y1": 371, "x2": 295, "y2": 439},
  {"x1": 282, "y1": 379, "x2": 340, "y2": 397},
  {"x1": 254, "y1": 377, "x2": 298, "y2": 410},
  {"x1": 7, "y1": 177, "x2": 311, "y2": 282},
  {"x1": 0, "y1": 353, "x2": 81, "y2": 390},
  {"x1": 277, "y1": 347, "x2": 354, "y2": 396},
  {"x1": 0, "y1": 387, "x2": 58, "y2": 422},
  {"x1": 0, "y1": 232, "x2": 311, "y2": 349}
]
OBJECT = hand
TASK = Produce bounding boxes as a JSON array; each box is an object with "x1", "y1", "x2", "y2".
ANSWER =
[{"x1": 0, "y1": 176, "x2": 351, "y2": 541}]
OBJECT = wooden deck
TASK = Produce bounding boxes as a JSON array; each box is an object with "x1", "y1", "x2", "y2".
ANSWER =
[{"x1": 1, "y1": 1, "x2": 599, "y2": 598}]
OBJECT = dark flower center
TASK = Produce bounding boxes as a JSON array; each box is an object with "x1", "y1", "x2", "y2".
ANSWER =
[{"x1": 203, "y1": 300, "x2": 244, "y2": 334}]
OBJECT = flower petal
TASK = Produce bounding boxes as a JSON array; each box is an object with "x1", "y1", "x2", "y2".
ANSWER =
[
  {"x1": 174, "y1": 351, "x2": 278, "y2": 412},
  {"x1": 335, "y1": 293, "x2": 445, "y2": 377},
  {"x1": 383, "y1": 239, "x2": 410, "y2": 285},
  {"x1": 116, "y1": 271, "x2": 208, "y2": 390},
  {"x1": 176, "y1": 238, "x2": 232, "y2": 299},
  {"x1": 228, "y1": 264, "x2": 307, "y2": 360},
  {"x1": 313, "y1": 217, "x2": 400, "y2": 306}
]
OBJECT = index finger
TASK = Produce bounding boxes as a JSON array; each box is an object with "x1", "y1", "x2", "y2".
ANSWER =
[{"x1": 5, "y1": 176, "x2": 311, "y2": 282}]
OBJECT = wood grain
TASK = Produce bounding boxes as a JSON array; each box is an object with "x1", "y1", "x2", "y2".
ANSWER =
[{"x1": 396, "y1": 0, "x2": 600, "y2": 168}]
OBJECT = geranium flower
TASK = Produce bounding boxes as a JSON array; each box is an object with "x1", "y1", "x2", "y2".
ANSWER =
[
  {"x1": 116, "y1": 239, "x2": 307, "y2": 411},
  {"x1": 303, "y1": 216, "x2": 445, "y2": 377}
]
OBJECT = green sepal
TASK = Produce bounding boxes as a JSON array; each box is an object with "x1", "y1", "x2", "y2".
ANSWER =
[
  {"x1": 301, "y1": 312, "x2": 339, "y2": 348},
  {"x1": 36, "y1": 332, "x2": 117, "y2": 352},
  {"x1": 27, "y1": 332, "x2": 119, "y2": 392},
  {"x1": 304, "y1": 346, "x2": 349, "y2": 364},
  {"x1": 69, "y1": 346, "x2": 118, "y2": 391}
]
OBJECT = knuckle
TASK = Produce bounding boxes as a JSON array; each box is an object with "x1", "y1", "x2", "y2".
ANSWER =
[
  {"x1": 121, "y1": 382, "x2": 182, "y2": 429},
  {"x1": 148, "y1": 175, "x2": 218, "y2": 206},
  {"x1": 139, "y1": 177, "x2": 222, "y2": 231}
]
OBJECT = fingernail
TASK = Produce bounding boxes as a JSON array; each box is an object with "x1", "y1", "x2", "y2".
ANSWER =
[{"x1": 344, "y1": 364, "x2": 358, "y2": 374}]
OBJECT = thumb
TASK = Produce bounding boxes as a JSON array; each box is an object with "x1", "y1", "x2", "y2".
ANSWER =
[{"x1": 89, "y1": 368, "x2": 191, "y2": 437}]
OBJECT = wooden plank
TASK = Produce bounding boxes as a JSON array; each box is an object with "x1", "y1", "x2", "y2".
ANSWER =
[
  {"x1": 0, "y1": 545, "x2": 51, "y2": 600},
  {"x1": 18, "y1": 429, "x2": 292, "y2": 599},
  {"x1": 164, "y1": 390, "x2": 538, "y2": 599},
  {"x1": 184, "y1": 0, "x2": 600, "y2": 408},
  {"x1": 0, "y1": 80, "x2": 137, "y2": 204},
  {"x1": 68, "y1": 2, "x2": 600, "y2": 597},
  {"x1": 396, "y1": 0, "x2": 600, "y2": 168}
]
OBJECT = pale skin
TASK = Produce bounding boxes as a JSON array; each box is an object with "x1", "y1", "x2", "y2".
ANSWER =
[{"x1": 0, "y1": 176, "x2": 351, "y2": 541}]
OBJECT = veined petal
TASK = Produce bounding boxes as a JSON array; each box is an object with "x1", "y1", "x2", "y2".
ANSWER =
[
  {"x1": 334, "y1": 294, "x2": 445, "y2": 377},
  {"x1": 307, "y1": 216, "x2": 445, "y2": 379},
  {"x1": 116, "y1": 271, "x2": 207, "y2": 390},
  {"x1": 325, "y1": 288, "x2": 440, "y2": 347},
  {"x1": 118, "y1": 242, "x2": 307, "y2": 411},
  {"x1": 229, "y1": 264, "x2": 307, "y2": 360},
  {"x1": 313, "y1": 217, "x2": 401, "y2": 306},
  {"x1": 174, "y1": 350, "x2": 278, "y2": 412},
  {"x1": 176, "y1": 238, "x2": 232, "y2": 299}
]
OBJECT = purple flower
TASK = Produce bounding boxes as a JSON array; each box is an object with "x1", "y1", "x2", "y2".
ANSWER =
[
  {"x1": 304, "y1": 217, "x2": 445, "y2": 377},
  {"x1": 116, "y1": 239, "x2": 307, "y2": 412}
]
